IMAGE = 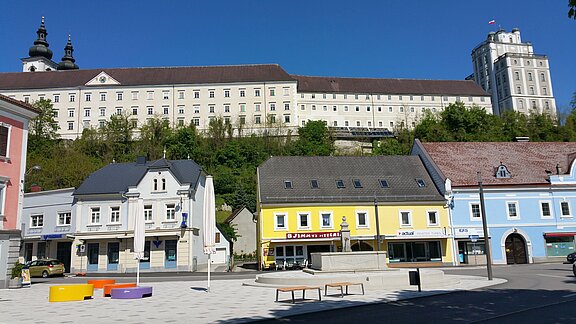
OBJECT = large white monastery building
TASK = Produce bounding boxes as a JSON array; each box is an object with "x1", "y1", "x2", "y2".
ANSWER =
[{"x1": 0, "y1": 18, "x2": 493, "y2": 139}]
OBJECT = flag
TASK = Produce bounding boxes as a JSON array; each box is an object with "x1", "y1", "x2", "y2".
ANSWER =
[{"x1": 488, "y1": 20, "x2": 496, "y2": 25}]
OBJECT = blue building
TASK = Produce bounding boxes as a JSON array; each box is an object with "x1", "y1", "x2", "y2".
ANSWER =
[{"x1": 413, "y1": 140, "x2": 576, "y2": 265}]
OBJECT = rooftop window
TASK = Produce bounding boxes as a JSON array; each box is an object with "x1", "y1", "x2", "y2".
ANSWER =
[
  {"x1": 310, "y1": 179, "x2": 319, "y2": 189},
  {"x1": 379, "y1": 179, "x2": 389, "y2": 188},
  {"x1": 284, "y1": 181, "x2": 293, "y2": 189},
  {"x1": 336, "y1": 180, "x2": 345, "y2": 189},
  {"x1": 353, "y1": 179, "x2": 363, "y2": 188},
  {"x1": 416, "y1": 179, "x2": 426, "y2": 187}
]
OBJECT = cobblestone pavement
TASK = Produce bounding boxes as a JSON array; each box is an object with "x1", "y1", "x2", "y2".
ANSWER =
[{"x1": 0, "y1": 275, "x2": 505, "y2": 324}]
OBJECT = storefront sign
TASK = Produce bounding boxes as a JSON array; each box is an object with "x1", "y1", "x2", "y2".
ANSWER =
[
  {"x1": 396, "y1": 229, "x2": 444, "y2": 238},
  {"x1": 286, "y1": 232, "x2": 341, "y2": 239},
  {"x1": 454, "y1": 228, "x2": 484, "y2": 238},
  {"x1": 42, "y1": 234, "x2": 63, "y2": 240}
]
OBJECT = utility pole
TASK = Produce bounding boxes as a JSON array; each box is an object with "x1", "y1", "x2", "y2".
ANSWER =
[
  {"x1": 374, "y1": 197, "x2": 381, "y2": 251},
  {"x1": 477, "y1": 172, "x2": 493, "y2": 280}
]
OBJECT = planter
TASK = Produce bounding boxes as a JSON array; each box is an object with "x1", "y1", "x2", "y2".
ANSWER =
[{"x1": 8, "y1": 277, "x2": 22, "y2": 289}]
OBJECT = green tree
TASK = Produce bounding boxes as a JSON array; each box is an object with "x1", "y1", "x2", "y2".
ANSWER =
[
  {"x1": 137, "y1": 117, "x2": 172, "y2": 160},
  {"x1": 570, "y1": 0, "x2": 576, "y2": 19},
  {"x1": 292, "y1": 120, "x2": 334, "y2": 156},
  {"x1": 28, "y1": 99, "x2": 59, "y2": 154}
]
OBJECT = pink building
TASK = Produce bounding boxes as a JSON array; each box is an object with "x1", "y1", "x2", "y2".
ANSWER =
[{"x1": 0, "y1": 94, "x2": 38, "y2": 230}]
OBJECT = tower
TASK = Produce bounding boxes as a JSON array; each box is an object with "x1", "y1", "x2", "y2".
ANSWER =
[
  {"x1": 470, "y1": 28, "x2": 556, "y2": 116},
  {"x1": 57, "y1": 35, "x2": 79, "y2": 70},
  {"x1": 22, "y1": 16, "x2": 58, "y2": 72}
]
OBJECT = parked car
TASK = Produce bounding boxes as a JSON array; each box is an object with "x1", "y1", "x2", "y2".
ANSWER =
[
  {"x1": 567, "y1": 252, "x2": 576, "y2": 264},
  {"x1": 573, "y1": 262, "x2": 576, "y2": 277},
  {"x1": 24, "y1": 259, "x2": 65, "y2": 278}
]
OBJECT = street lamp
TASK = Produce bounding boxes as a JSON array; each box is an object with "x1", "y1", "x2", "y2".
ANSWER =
[{"x1": 477, "y1": 172, "x2": 493, "y2": 281}]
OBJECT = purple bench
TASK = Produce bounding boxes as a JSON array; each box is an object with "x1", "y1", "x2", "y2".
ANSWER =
[{"x1": 110, "y1": 286, "x2": 153, "y2": 299}]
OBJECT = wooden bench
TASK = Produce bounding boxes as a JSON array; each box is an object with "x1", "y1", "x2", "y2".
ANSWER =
[
  {"x1": 110, "y1": 286, "x2": 153, "y2": 299},
  {"x1": 324, "y1": 282, "x2": 365, "y2": 297},
  {"x1": 87, "y1": 279, "x2": 116, "y2": 289},
  {"x1": 49, "y1": 284, "x2": 94, "y2": 302},
  {"x1": 275, "y1": 286, "x2": 321, "y2": 303},
  {"x1": 103, "y1": 283, "x2": 137, "y2": 297}
]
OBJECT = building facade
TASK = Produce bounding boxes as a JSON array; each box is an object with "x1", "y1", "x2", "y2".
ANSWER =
[
  {"x1": 224, "y1": 206, "x2": 256, "y2": 256},
  {"x1": 257, "y1": 156, "x2": 454, "y2": 270},
  {"x1": 0, "y1": 19, "x2": 493, "y2": 140},
  {"x1": 21, "y1": 188, "x2": 75, "y2": 272},
  {"x1": 0, "y1": 94, "x2": 38, "y2": 288},
  {"x1": 470, "y1": 28, "x2": 556, "y2": 115},
  {"x1": 70, "y1": 157, "x2": 229, "y2": 274},
  {"x1": 413, "y1": 140, "x2": 576, "y2": 265}
]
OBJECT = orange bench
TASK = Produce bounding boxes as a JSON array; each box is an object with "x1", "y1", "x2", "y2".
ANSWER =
[
  {"x1": 87, "y1": 279, "x2": 116, "y2": 289},
  {"x1": 103, "y1": 283, "x2": 137, "y2": 297}
]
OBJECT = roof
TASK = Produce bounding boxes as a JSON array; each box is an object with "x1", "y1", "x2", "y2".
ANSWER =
[
  {"x1": 419, "y1": 142, "x2": 576, "y2": 187},
  {"x1": 224, "y1": 206, "x2": 253, "y2": 224},
  {"x1": 0, "y1": 64, "x2": 295, "y2": 90},
  {"x1": 74, "y1": 158, "x2": 202, "y2": 196},
  {"x1": 292, "y1": 75, "x2": 490, "y2": 96},
  {"x1": 0, "y1": 93, "x2": 40, "y2": 114},
  {"x1": 258, "y1": 156, "x2": 444, "y2": 204}
]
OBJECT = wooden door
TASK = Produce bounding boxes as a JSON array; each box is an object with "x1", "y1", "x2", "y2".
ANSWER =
[{"x1": 505, "y1": 233, "x2": 527, "y2": 264}]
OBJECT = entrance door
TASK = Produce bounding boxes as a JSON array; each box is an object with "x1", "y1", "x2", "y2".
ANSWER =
[
  {"x1": 505, "y1": 233, "x2": 527, "y2": 264},
  {"x1": 56, "y1": 242, "x2": 72, "y2": 273},
  {"x1": 87, "y1": 243, "x2": 99, "y2": 271},
  {"x1": 165, "y1": 240, "x2": 177, "y2": 269},
  {"x1": 107, "y1": 242, "x2": 120, "y2": 271}
]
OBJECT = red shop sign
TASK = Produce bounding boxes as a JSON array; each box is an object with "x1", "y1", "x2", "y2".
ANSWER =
[{"x1": 286, "y1": 232, "x2": 341, "y2": 239}]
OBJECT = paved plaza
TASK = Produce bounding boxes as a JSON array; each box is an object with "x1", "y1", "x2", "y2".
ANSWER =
[{"x1": 0, "y1": 274, "x2": 505, "y2": 324}]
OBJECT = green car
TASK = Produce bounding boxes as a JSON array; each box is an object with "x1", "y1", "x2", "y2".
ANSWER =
[{"x1": 25, "y1": 259, "x2": 65, "y2": 278}]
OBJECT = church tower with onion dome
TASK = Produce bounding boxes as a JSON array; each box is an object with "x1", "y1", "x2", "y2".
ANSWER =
[
  {"x1": 57, "y1": 35, "x2": 79, "y2": 70},
  {"x1": 22, "y1": 16, "x2": 58, "y2": 72}
]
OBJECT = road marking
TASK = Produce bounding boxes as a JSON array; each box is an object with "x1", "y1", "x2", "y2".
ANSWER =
[
  {"x1": 562, "y1": 293, "x2": 576, "y2": 298},
  {"x1": 536, "y1": 273, "x2": 569, "y2": 279}
]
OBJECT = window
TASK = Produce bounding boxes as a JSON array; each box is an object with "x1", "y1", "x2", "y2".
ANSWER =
[
  {"x1": 30, "y1": 214, "x2": 43, "y2": 228},
  {"x1": 530, "y1": 87, "x2": 535, "y2": 95},
  {"x1": 356, "y1": 211, "x2": 368, "y2": 228},
  {"x1": 310, "y1": 179, "x2": 319, "y2": 189},
  {"x1": 162, "y1": 178, "x2": 166, "y2": 191},
  {"x1": 178, "y1": 91, "x2": 185, "y2": 99},
  {"x1": 275, "y1": 213, "x2": 287, "y2": 230},
  {"x1": 0, "y1": 125, "x2": 9, "y2": 157},
  {"x1": 117, "y1": 92, "x2": 123, "y2": 101},
  {"x1": 193, "y1": 118, "x2": 200, "y2": 126},
  {"x1": 470, "y1": 203, "x2": 481, "y2": 220},
  {"x1": 516, "y1": 87, "x2": 521, "y2": 94},
  {"x1": 543, "y1": 87, "x2": 547, "y2": 95},
  {"x1": 283, "y1": 115, "x2": 290, "y2": 123},
  {"x1": 255, "y1": 116, "x2": 261, "y2": 124},
  {"x1": 255, "y1": 89, "x2": 261, "y2": 97},
  {"x1": 336, "y1": 180, "x2": 345, "y2": 188},
  {"x1": 131, "y1": 91, "x2": 139, "y2": 100},
  {"x1": 166, "y1": 204, "x2": 176, "y2": 220},
  {"x1": 379, "y1": 179, "x2": 389, "y2": 188},
  {"x1": 178, "y1": 106, "x2": 185, "y2": 114},
  {"x1": 239, "y1": 90, "x2": 245, "y2": 97},
  {"x1": 209, "y1": 106, "x2": 215, "y2": 114},
  {"x1": 84, "y1": 109, "x2": 91, "y2": 117},
  {"x1": 69, "y1": 94, "x2": 75, "y2": 102},
  {"x1": 507, "y1": 202, "x2": 519, "y2": 219},
  {"x1": 283, "y1": 87, "x2": 290, "y2": 96},
  {"x1": 240, "y1": 104, "x2": 246, "y2": 113},
  {"x1": 68, "y1": 109, "x2": 75, "y2": 118},
  {"x1": 353, "y1": 179, "x2": 362, "y2": 188},
  {"x1": 270, "y1": 103, "x2": 276, "y2": 111},
  {"x1": 400, "y1": 211, "x2": 412, "y2": 227},
  {"x1": 194, "y1": 91, "x2": 200, "y2": 99},
  {"x1": 144, "y1": 205, "x2": 153, "y2": 222},
  {"x1": 254, "y1": 104, "x2": 260, "y2": 112},
  {"x1": 110, "y1": 206, "x2": 120, "y2": 223},
  {"x1": 298, "y1": 213, "x2": 310, "y2": 229},
  {"x1": 540, "y1": 73, "x2": 545, "y2": 82},
  {"x1": 147, "y1": 107, "x2": 154, "y2": 115},
  {"x1": 284, "y1": 180, "x2": 293, "y2": 189},
  {"x1": 528, "y1": 73, "x2": 532, "y2": 81},
  {"x1": 269, "y1": 88, "x2": 275, "y2": 96},
  {"x1": 68, "y1": 122, "x2": 74, "y2": 130},
  {"x1": 91, "y1": 207, "x2": 101, "y2": 224},
  {"x1": 215, "y1": 232, "x2": 221, "y2": 243},
  {"x1": 561, "y1": 201, "x2": 571, "y2": 217},
  {"x1": 131, "y1": 107, "x2": 138, "y2": 115},
  {"x1": 427, "y1": 211, "x2": 439, "y2": 226},
  {"x1": 540, "y1": 201, "x2": 552, "y2": 218},
  {"x1": 284, "y1": 103, "x2": 290, "y2": 110},
  {"x1": 162, "y1": 91, "x2": 169, "y2": 100},
  {"x1": 209, "y1": 90, "x2": 215, "y2": 98},
  {"x1": 85, "y1": 93, "x2": 92, "y2": 102},
  {"x1": 320, "y1": 212, "x2": 333, "y2": 229},
  {"x1": 57, "y1": 212, "x2": 71, "y2": 225},
  {"x1": 147, "y1": 91, "x2": 154, "y2": 100},
  {"x1": 100, "y1": 93, "x2": 107, "y2": 101},
  {"x1": 53, "y1": 94, "x2": 60, "y2": 103},
  {"x1": 116, "y1": 107, "x2": 123, "y2": 115},
  {"x1": 224, "y1": 90, "x2": 230, "y2": 98},
  {"x1": 415, "y1": 179, "x2": 426, "y2": 187}
]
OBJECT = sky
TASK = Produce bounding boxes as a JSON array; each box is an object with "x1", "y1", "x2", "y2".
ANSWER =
[{"x1": 0, "y1": 0, "x2": 574, "y2": 113}]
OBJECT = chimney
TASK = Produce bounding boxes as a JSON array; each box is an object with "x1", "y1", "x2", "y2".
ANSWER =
[
  {"x1": 30, "y1": 184, "x2": 42, "y2": 192},
  {"x1": 556, "y1": 163, "x2": 562, "y2": 175}
]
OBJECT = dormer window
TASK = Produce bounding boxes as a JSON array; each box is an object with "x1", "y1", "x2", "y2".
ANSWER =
[
  {"x1": 310, "y1": 180, "x2": 319, "y2": 189},
  {"x1": 495, "y1": 163, "x2": 511, "y2": 179},
  {"x1": 353, "y1": 179, "x2": 363, "y2": 188},
  {"x1": 416, "y1": 179, "x2": 426, "y2": 187},
  {"x1": 336, "y1": 180, "x2": 345, "y2": 189},
  {"x1": 379, "y1": 179, "x2": 389, "y2": 188},
  {"x1": 284, "y1": 181, "x2": 293, "y2": 189}
]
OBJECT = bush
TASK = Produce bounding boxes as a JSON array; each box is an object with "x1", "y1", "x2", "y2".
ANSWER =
[{"x1": 11, "y1": 261, "x2": 24, "y2": 279}]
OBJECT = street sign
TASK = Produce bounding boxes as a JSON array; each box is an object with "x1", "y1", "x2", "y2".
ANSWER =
[{"x1": 469, "y1": 235, "x2": 479, "y2": 242}]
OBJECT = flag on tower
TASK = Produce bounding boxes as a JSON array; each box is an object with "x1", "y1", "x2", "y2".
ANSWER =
[{"x1": 488, "y1": 20, "x2": 496, "y2": 25}]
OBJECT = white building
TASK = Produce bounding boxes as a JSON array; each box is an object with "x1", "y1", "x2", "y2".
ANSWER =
[
  {"x1": 470, "y1": 28, "x2": 556, "y2": 115},
  {"x1": 0, "y1": 18, "x2": 493, "y2": 140}
]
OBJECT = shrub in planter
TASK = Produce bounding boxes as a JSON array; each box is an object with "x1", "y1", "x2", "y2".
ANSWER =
[{"x1": 11, "y1": 261, "x2": 24, "y2": 279}]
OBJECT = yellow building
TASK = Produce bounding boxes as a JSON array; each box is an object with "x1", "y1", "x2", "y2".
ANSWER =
[{"x1": 257, "y1": 156, "x2": 454, "y2": 269}]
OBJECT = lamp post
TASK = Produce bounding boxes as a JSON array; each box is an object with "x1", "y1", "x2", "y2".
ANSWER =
[
  {"x1": 477, "y1": 172, "x2": 493, "y2": 280},
  {"x1": 374, "y1": 197, "x2": 381, "y2": 251}
]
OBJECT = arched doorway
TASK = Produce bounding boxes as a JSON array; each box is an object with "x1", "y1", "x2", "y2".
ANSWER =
[
  {"x1": 351, "y1": 241, "x2": 373, "y2": 251},
  {"x1": 505, "y1": 233, "x2": 527, "y2": 264}
]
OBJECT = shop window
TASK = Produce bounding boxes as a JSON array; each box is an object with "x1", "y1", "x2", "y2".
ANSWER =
[
  {"x1": 388, "y1": 241, "x2": 441, "y2": 263},
  {"x1": 545, "y1": 236, "x2": 575, "y2": 257}
]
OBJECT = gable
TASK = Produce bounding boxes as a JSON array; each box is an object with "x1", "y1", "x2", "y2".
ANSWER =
[{"x1": 85, "y1": 72, "x2": 121, "y2": 86}]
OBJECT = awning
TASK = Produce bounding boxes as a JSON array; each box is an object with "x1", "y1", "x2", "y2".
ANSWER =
[{"x1": 544, "y1": 232, "x2": 576, "y2": 237}]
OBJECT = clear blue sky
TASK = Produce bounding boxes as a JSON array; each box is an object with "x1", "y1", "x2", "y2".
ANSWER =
[{"x1": 1, "y1": 0, "x2": 574, "y2": 113}]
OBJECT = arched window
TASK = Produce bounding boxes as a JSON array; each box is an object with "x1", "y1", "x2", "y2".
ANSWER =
[
  {"x1": 153, "y1": 179, "x2": 158, "y2": 191},
  {"x1": 162, "y1": 178, "x2": 166, "y2": 191}
]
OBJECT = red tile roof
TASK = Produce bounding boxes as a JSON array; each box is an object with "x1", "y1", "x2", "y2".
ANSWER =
[
  {"x1": 292, "y1": 75, "x2": 490, "y2": 96},
  {"x1": 0, "y1": 65, "x2": 294, "y2": 90},
  {"x1": 0, "y1": 94, "x2": 40, "y2": 114},
  {"x1": 420, "y1": 142, "x2": 576, "y2": 187}
]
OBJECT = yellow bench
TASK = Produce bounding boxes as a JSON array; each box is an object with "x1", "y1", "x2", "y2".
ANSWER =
[{"x1": 49, "y1": 284, "x2": 94, "y2": 302}]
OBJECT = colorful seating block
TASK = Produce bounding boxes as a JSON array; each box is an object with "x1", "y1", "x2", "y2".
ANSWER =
[
  {"x1": 103, "y1": 283, "x2": 137, "y2": 297},
  {"x1": 87, "y1": 279, "x2": 116, "y2": 289},
  {"x1": 110, "y1": 286, "x2": 153, "y2": 299},
  {"x1": 49, "y1": 284, "x2": 94, "y2": 302}
]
